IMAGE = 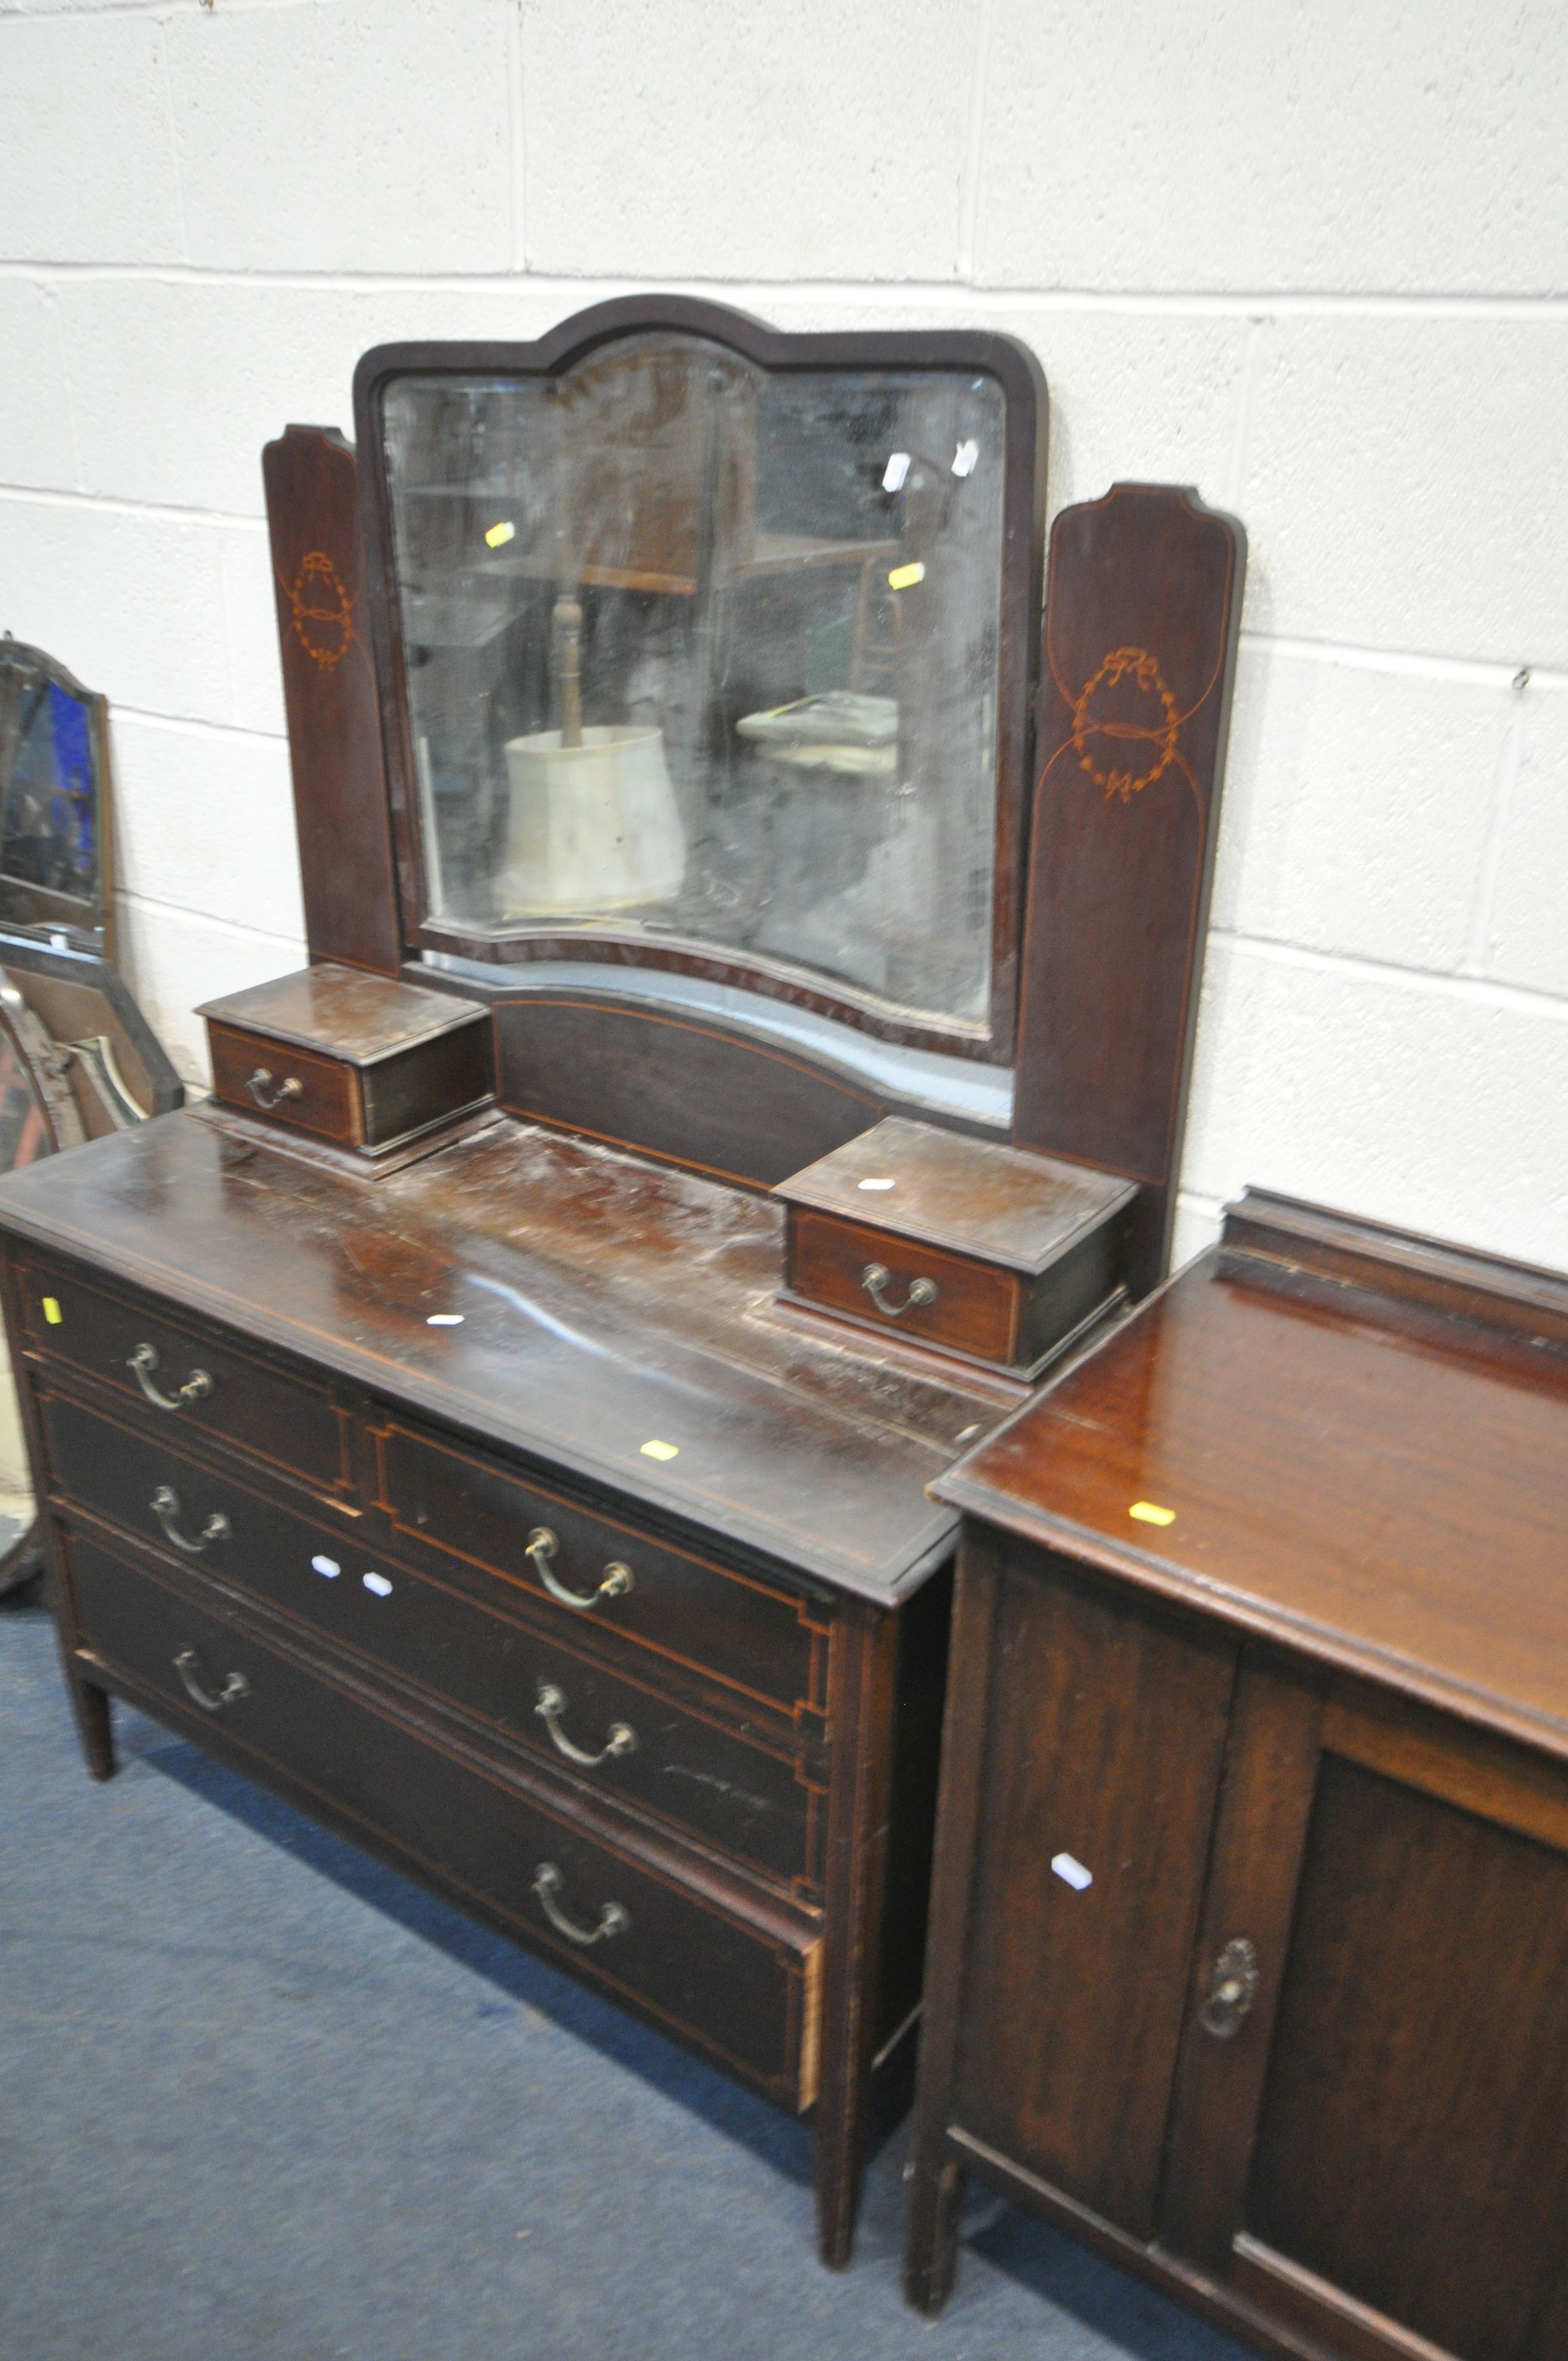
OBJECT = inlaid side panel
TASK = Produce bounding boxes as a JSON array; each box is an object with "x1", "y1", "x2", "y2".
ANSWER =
[
  {"x1": 1013, "y1": 484, "x2": 1245, "y2": 1293},
  {"x1": 1246, "y1": 1754, "x2": 1568, "y2": 2361},
  {"x1": 263, "y1": 425, "x2": 401, "y2": 977},
  {"x1": 951, "y1": 1547, "x2": 1236, "y2": 2239}
]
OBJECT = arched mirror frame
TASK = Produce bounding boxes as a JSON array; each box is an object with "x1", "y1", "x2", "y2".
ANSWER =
[{"x1": 353, "y1": 296, "x2": 1047, "y2": 1070}]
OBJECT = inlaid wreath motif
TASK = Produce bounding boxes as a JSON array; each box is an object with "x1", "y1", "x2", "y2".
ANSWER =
[
  {"x1": 1070, "y1": 645, "x2": 1180, "y2": 801},
  {"x1": 290, "y1": 550, "x2": 355, "y2": 671}
]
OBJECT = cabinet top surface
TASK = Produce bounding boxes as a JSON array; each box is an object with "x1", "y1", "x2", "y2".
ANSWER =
[
  {"x1": 0, "y1": 1111, "x2": 1005, "y2": 1597},
  {"x1": 195, "y1": 964, "x2": 488, "y2": 1063},
  {"x1": 937, "y1": 1243, "x2": 1568, "y2": 1748},
  {"x1": 774, "y1": 1118, "x2": 1135, "y2": 1272}
]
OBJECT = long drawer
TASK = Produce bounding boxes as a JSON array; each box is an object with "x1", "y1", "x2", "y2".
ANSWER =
[
  {"x1": 375, "y1": 1415, "x2": 829, "y2": 1716},
  {"x1": 17, "y1": 1254, "x2": 349, "y2": 1496},
  {"x1": 40, "y1": 1390, "x2": 820, "y2": 1894},
  {"x1": 66, "y1": 1526, "x2": 821, "y2": 2109}
]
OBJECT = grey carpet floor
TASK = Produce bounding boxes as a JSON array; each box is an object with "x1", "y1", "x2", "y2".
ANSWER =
[{"x1": 1, "y1": 1590, "x2": 1252, "y2": 2361}]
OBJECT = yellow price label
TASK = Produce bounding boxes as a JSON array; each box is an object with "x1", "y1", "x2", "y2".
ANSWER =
[
  {"x1": 640, "y1": 1439, "x2": 679, "y2": 1462},
  {"x1": 42, "y1": 1296, "x2": 62, "y2": 1325},
  {"x1": 887, "y1": 561, "x2": 926, "y2": 591},
  {"x1": 1129, "y1": 1500, "x2": 1175, "y2": 1527}
]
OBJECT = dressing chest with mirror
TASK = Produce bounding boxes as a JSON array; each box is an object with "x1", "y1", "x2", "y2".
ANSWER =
[{"x1": 0, "y1": 297, "x2": 1243, "y2": 2265}]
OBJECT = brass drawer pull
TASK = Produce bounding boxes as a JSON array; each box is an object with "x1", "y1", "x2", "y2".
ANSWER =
[
  {"x1": 861, "y1": 1262, "x2": 939, "y2": 1319},
  {"x1": 247, "y1": 1067, "x2": 304, "y2": 1111},
  {"x1": 150, "y1": 1484, "x2": 231, "y2": 1556},
  {"x1": 1199, "y1": 1938, "x2": 1260, "y2": 2039},
  {"x1": 127, "y1": 1342, "x2": 214, "y2": 1413},
  {"x1": 532, "y1": 1861, "x2": 630, "y2": 1946},
  {"x1": 173, "y1": 1647, "x2": 249, "y2": 1714},
  {"x1": 535, "y1": 1681, "x2": 638, "y2": 1769},
  {"x1": 525, "y1": 1526, "x2": 634, "y2": 1613}
]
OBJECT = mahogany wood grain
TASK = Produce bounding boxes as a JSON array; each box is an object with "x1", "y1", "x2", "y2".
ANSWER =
[
  {"x1": 492, "y1": 992, "x2": 884, "y2": 1191},
  {"x1": 262, "y1": 426, "x2": 401, "y2": 977},
  {"x1": 1158, "y1": 1652, "x2": 1324, "y2": 2273},
  {"x1": 950, "y1": 1548, "x2": 1235, "y2": 2239},
  {"x1": 787, "y1": 1209, "x2": 1018, "y2": 1364},
  {"x1": 1012, "y1": 485, "x2": 1245, "y2": 1295},
  {"x1": 0, "y1": 1115, "x2": 990, "y2": 1600},
  {"x1": 68, "y1": 1528, "x2": 821, "y2": 2108},
  {"x1": 937, "y1": 1245, "x2": 1568, "y2": 1760},
  {"x1": 18, "y1": 1251, "x2": 351, "y2": 1497},
  {"x1": 208, "y1": 1021, "x2": 362, "y2": 1145},
  {"x1": 374, "y1": 1414, "x2": 826, "y2": 1716},
  {"x1": 902, "y1": 1529, "x2": 1004, "y2": 2315},
  {"x1": 37, "y1": 1386, "x2": 821, "y2": 1893},
  {"x1": 1245, "y1": 1754, "x2": 1568, "y2": 2361},
  {"x1": 814, "y1": 1598, "x2": 899, "y2": 2266},
  {"x1": 908, "y1": 1199, "x2": 1568, "y2": 2353}
]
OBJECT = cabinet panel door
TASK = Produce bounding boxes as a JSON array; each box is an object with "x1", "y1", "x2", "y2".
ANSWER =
[
  {"x1": 951, "y1": 1547, "x2": 1236, "y2": 2238},
  {"x1": 1245, "y1": 1753, "x2": 1568, "y2": 2361}
]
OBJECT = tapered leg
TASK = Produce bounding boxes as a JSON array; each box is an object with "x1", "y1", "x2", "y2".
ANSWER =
[
  {"x1": 814, "y1": 1604, "x2": 899, "y2": 2267},
  {"x1": 903, "y1": 2142, "x2": 965, "y2": 2316}
]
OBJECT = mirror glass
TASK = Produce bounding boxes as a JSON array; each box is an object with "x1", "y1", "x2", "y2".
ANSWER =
[
  {"x1": 0, "y1": 635, "x2": 107, "y2": 944},
  {"x1": 383, "y1": 331, "x2": 1008, "y2": 1030}
]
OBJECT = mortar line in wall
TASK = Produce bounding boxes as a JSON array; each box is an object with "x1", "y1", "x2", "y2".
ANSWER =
[
  {"x1": 118, "y1": 885, "x2": 306, "y2": 952},
  {"x1": 955, "y1": 0, "x2": 994, "y2": 282},
  {"x1": 1211, "y1": 928, "x2": 1568, "y2": 1020},
  {"x1": 112, "y1": 705, "x2": 287, "y2": 748},
  {"x1": 1462, "y1": 689, "x2": 1528, "y2": 975},
  {"x1": 0, "y1": 482, "x2": 265, "y2": 531},
  {"x1": 2, "y1": 259, "x2": 1566, "y2": 320},
  {"x1": 1237, "y1": 632, "x2": 1568, "y2": 694}
]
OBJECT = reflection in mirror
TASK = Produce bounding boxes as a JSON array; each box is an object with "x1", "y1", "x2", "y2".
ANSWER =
[
  {"x1": 383, "y1": 332, "x2": 1008, "y2": 1031},
  {"x1": 0, "y1": 635, "x2": 110, "y2": 949}
]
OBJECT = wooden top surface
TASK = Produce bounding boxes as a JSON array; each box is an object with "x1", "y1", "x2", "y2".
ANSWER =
[
  {"x1": 937, "y1": 1232, "x2": 1568, "y2": 1756},
  {"x1": 775, "y1": 1117, "x2": 1135, "y2": 1273},
  {"x1": 196, "y1": 964, "x2": 487, "y2": 1062},
  {"x1": 0, "y1": 1110, "x2": 1009, "y2": 1600}
]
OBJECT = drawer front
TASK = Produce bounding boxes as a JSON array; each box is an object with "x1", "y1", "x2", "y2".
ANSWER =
[
  {"x1": 207, "y1": 1021, "x2": 360, "y2": 1145},
  {"x1": 788, "y1": 1209, "x2": 1019, "y2": 1364},
  {"x1": 20, "y1": 1259, "x2": 348, "y2": 1495},
  {"x1": 377, "y1": 1418, "x2": 825, "y2": 1716},
  {"x1": 42, "y1": 1391, "x2": 816, "y2": 1890},
  {"x1": 68, "y1": 1529, "x2": 819, "y2": 2107}
]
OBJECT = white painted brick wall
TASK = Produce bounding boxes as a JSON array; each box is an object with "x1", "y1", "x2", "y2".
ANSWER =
[{"x1": 1, "y1": 0, "x2": 1563, "y2": 1277}]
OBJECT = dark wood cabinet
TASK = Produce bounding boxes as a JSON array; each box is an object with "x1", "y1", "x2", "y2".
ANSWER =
[
  {"x1": 0, "y1": 295, "x2": 1248, "y2": 2269},
  {"x1": 905, "y1": 1193, "x2": 1568, "y2": 2361}
]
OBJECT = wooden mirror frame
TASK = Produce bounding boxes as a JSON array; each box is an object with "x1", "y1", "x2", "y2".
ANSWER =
[{"x1": 352, "y1": 295, "x2": 1048, "y2": 1068}]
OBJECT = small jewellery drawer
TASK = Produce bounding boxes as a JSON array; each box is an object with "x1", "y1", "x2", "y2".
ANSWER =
[
  {"x1": 788, "y1": 1210, "x2": 1019, "y2": 1364},
  {"x1": 68, "y1": 1531, "x2": 821, "y2": 2108},
  {"x1": 376, "y1": 1418, "x2": 826, "y2": 1716},
  {"x1": 19, "y1": 1260, "x2": 348, "y2": 1494},
  {"x1": 42, "y1": 1392, "x2": 816, "y2": 1890},
  {"x1": 206, "y1": 1022, "x2": 360, "y2": 1145}
]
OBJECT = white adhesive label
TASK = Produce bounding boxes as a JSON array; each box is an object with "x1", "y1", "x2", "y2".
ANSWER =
[
  {"x1": 857, "y1": 1177, "x2": 896, "y2": 1191},
  {"x1": 311, "y1": 1554, "x2": 341, "y2": 1579},
  {"x1": 427, "y1": 1313, "x2": 464, "y2": 1326},
  {"x1": 881, "y1": 451, "x2": 911, "y2": 493},
  {"x1": 1051, "y1": 1852, "x2": 1093, "y2": 1891},
  {"x1": 362, "y1": 1573, "x2": 393, "y2": 1597},
  {"x1": 951, "y1": 438, "x2": 979, "y2": 477}
]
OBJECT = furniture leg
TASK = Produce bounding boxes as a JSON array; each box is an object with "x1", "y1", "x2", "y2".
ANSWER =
[
  {"x1": 813, "y1": 1604, "x2": 897, "y2": 2267},
  {"x1": 902, "y1": 2141, "x2": 965, "y2": 2316}
]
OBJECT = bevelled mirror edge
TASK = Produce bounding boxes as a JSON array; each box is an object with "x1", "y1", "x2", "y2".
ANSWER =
[{"x1": 353, "y1": 295, "x2": 1047, "y2": 1069}]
